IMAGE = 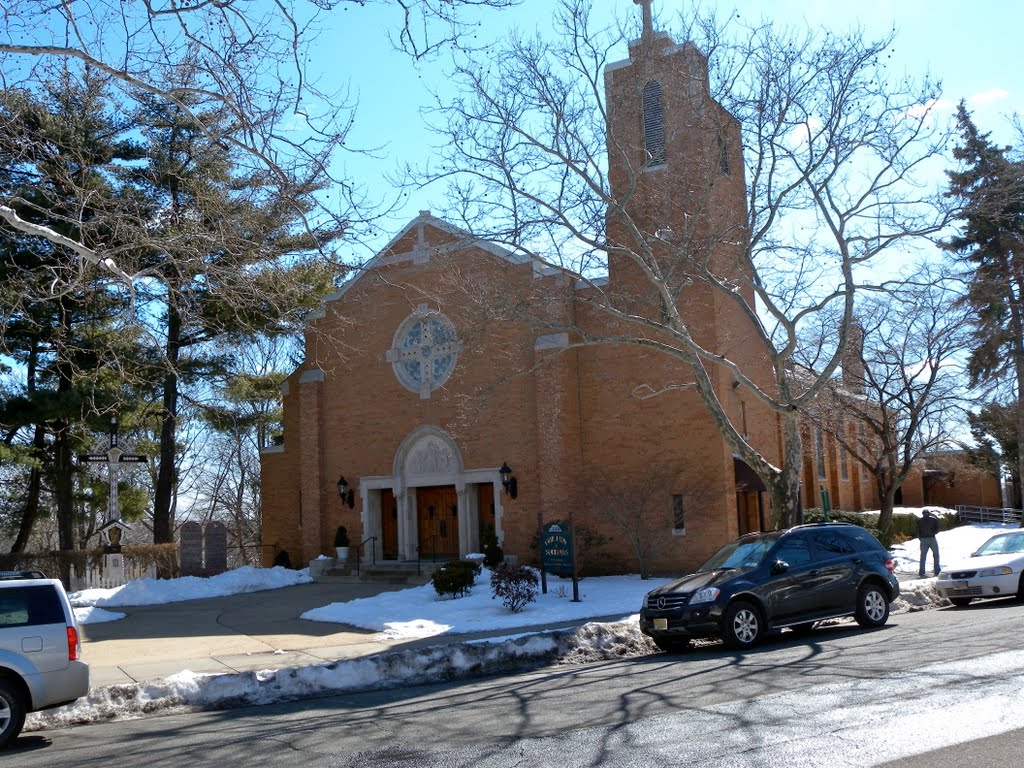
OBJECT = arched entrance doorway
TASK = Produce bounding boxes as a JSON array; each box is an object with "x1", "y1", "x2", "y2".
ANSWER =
[{"x1": 358, "y1": 425, "x2": 508, "y2": 562}]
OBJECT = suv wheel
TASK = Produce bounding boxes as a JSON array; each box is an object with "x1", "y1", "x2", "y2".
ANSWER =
[
  {"x1": 653, "y1": 637, "x2": 692, "y2": 653},
  {"x1": 854, "y1": 583, "x2": 889, "y2": 628},
  {"x1": 0, "y1": 678, "x2": 26, "y2": 749},
  {"x1": 722, "y1": 601, "x2": 762, "y2": 649}
]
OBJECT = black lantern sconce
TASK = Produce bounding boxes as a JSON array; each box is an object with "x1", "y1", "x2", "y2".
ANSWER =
[
  {"x1": 337, "y1": 475, "x2": 355, "y2": 509},
  {"x1": 499, "y1": 462, "x2": 518, "y2": 500}
]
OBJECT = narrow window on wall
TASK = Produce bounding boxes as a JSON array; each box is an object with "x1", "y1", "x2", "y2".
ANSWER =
[
  {"x1": 718, "y1": 133, "x2": 730, "y2": 175},
  {"x1": 741, "y1": 401, "x2": 749, "y2": 439},
  {"x1": 642, "y1": 80, "x2": 666, "y2": 166},
  {"x1": 672, "y1": 494, "x2": 685, "y2": 533},
  {"x1": 815, "y1": 428, "x2": 826, "y2": 480},
  {"x1": 839, "y1": 423, "x2": 849, "y2": 480}
]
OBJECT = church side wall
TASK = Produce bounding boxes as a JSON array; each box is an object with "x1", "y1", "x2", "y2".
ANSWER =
[
  {"x1": 571, "y1": 298, "x2": 739, "y2": 575},
  {"x1": 260, "y1": 375, "x2": 305, "y2": 566}
]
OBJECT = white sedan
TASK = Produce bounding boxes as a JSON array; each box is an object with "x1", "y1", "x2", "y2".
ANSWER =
[{"x1": 936, "y1": 531, "x2": 1024, "y2": 606}]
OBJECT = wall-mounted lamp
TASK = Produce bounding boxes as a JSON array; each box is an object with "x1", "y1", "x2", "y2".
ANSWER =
[
  {"x1": 499, "y1": 462, "x2": 518, "y2": 500},
  {"x1": 337, "y1": 475, "x2": 355, "y2": 509}
]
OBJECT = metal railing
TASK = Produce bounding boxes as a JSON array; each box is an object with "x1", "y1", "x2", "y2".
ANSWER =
[
  {"x1": 956, "y1": 505, "x2": 1023, "y2": 525},
  {"x1": 355, "y1": 536, "x2": 377, "y2": 576}
]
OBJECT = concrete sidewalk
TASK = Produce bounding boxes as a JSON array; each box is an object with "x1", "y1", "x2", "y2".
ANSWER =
[{"x1": 79, "y1": 581, "x2": 619, "y2": 688}]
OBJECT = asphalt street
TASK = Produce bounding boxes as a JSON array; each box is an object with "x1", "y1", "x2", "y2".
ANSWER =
[{"x1": 14, "y1": 596, "x2": 1024, "y2": 767}]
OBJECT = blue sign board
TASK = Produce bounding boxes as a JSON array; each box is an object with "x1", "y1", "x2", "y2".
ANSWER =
[{"x1": 541, "y1": 522, "x2": 574, "y2": 575}]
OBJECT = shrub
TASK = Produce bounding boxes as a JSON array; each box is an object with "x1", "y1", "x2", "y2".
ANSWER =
[
  {"x1": 272, "y1": 550, "x2": 293, "y2": 569},
  {"x1": 431, "y1": 561, "x2": 475, "y2": 599},
  {"x1": 490, "y1": 564, "x2": 539, "y2": 612},
  {"x1": 802, "y1": 508, "x2": 873, "y2": 527},
  {"x1": 334, "y1": 526, "x2": 350, "y2": 547},
  {"x1": 482, "y1": 525, "x2": 504, "y2": 568},
  {"x1": 454, "y1": 558, "x2": 483, "y2": 578}
]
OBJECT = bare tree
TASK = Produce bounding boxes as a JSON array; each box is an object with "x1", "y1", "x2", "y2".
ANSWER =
[
  {"x1": 188, "y1": 338, "x2": 292, "y2": 566},
  {"x1": 0, "y1": 0, "x2": 517, "y2": 295},
  {"x1": 416, "y1": 0, "x2": 951, "y2": 526},
  {"x1": 587, "y1": 465, "x2": 713, "y2": 579},
  {"x1": 805, "y1": 269, "x2": 972, "y2": 539}
]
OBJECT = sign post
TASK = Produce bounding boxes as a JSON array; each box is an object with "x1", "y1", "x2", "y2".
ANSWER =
[
  {"x1": 820, "y1": 487, "x2": 832, "y2": 522},
  {"x1": 541, "y1": 522, "x2": 580, "y2": 602}
]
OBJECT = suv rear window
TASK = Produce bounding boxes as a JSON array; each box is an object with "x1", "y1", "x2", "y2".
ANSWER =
[
  {"x1": 844, "y1": 528, "x2": 885, "y2": 553},
  {"x1": 812, "y1": 530, "x2": 856, "y2": 555},
  {"x1": 0, "y1": 585, "x2": 65, "y2": 628}
]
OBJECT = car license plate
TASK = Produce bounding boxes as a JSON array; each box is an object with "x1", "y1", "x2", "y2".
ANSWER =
[
  {"x1": 654, "y1": 618, "x2": 668, "y2": 630},
  {"x1": 953, "y1": 581, "x2": 968, "y2": 590}
]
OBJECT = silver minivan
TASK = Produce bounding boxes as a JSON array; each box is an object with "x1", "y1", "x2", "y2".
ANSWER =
[{"x1": 0, "y1": 572, "x2": 90, "y2": 747}]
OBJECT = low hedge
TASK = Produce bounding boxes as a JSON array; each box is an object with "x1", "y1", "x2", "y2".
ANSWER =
[{"x1": 431, "y1": 559, "x2": 479, "y2": 599}]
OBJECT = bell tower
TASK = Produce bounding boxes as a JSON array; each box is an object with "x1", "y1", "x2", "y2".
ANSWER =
[{"x1": 603, "y1": 1, "x2": 751, "y2": 329}]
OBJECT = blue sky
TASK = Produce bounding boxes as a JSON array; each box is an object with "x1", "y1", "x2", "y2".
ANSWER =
[{"x1": 314, "y1": 0, "x2": 1022, "y2": 260}]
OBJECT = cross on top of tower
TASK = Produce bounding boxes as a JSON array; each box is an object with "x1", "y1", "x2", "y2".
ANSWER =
[{"x1": 633, "y1": 0, "x2": 654, "y2": 39}]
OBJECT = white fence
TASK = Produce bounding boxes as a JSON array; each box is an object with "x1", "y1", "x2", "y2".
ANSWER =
[
  {"x1": 956, "y1": 505, "x2": 1023, "y2": 525},
  {"x1": 70, "y1": 553, "x2": 156, "y2": 591}
]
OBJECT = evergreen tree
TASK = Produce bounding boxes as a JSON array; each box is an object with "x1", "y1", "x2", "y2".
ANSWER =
[
  {"x1": 945, "y1": 104, "x2": 1024, "y2": 515},
  {"x1": 967, "y1": 401, "x2": 1020, "y2": 507},
  {"x1": 124, "y1": 80, "x2": 343, "y2": 546},
  {"x1": 0, "y1": 69, "x2": 149, "y2": 554}
]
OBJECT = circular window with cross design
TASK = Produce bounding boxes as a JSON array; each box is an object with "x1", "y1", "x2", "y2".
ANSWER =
[{"x1": 387, "y1": 306, "x2": 462, "y2": 398}]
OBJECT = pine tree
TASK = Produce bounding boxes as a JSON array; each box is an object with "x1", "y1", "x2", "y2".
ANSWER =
[
  {"x1": 945, "y1": 103, "x2": 1024, "y2": 515},
  {"x1": 0, "y1": 69, "x2": 149, "y2": 556},
  {"x1": 124, "y1": 81, "x2": 344, "y2": 546}
]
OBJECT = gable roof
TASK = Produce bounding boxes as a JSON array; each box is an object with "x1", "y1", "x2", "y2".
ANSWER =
[{"x1": 304, "y1": 211, "x2": 589, "y2": 323}]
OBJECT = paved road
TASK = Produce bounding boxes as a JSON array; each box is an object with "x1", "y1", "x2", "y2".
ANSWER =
[{"x1": 16, "y1": 598, "x2": 1024, "y2": 766}]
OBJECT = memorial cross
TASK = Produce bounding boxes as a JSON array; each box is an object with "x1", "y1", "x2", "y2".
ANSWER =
[{"x1": 77, "y1": 417, "x2": 148, "y2": 524}]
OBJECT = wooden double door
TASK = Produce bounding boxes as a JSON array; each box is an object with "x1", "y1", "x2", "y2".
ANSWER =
[{"x1": 417, "y1": 485, "x2": 459, "y2": 559}]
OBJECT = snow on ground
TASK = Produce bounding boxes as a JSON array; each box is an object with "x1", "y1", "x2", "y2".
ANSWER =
[
  {"x1": 37, "y1": 515, "x2": 1022, "y2": 735},
  {"x1": 69, "y1": 565, "x2": 312, "y2": 614},
  {"x1": 29, "y1": 619, "x2": 654, "y2": 734},
  {"x1": 301, "y1": 571, "x2": 670, "y2": 638},
  {"x1": 73, "y1": 607, "x2": 127, "y2": 624}
]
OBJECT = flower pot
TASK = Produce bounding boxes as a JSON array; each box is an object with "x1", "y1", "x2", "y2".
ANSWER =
[{"x1": 335, "y1": 546, "x2": 350, "y2": 562}]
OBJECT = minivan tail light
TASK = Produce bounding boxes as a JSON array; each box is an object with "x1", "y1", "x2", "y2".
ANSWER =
[
  {"x1": 883, "y1": 557, "x2": 895, "y2": 573},
  {"x1": 67, "y1": 626, "x2": 80, "y2": 661}
]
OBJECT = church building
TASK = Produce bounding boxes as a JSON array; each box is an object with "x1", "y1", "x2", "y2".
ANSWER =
[{"x1": 260, "y1": 8, "x2": 791, "y2": 574}]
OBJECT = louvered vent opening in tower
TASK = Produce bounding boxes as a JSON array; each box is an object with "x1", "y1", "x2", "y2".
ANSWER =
[{"x1": 642, "y1": 80, "x2": 666, "y2": 167}]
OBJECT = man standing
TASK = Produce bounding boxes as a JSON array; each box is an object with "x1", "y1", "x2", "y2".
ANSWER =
[{"x1": 917, "y1": 508, "x2": 941, "y2": 578}]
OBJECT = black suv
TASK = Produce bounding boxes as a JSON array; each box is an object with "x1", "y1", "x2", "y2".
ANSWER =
[{"x1": 640, "y1": 523, "x2": 900, "y2": 651}]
